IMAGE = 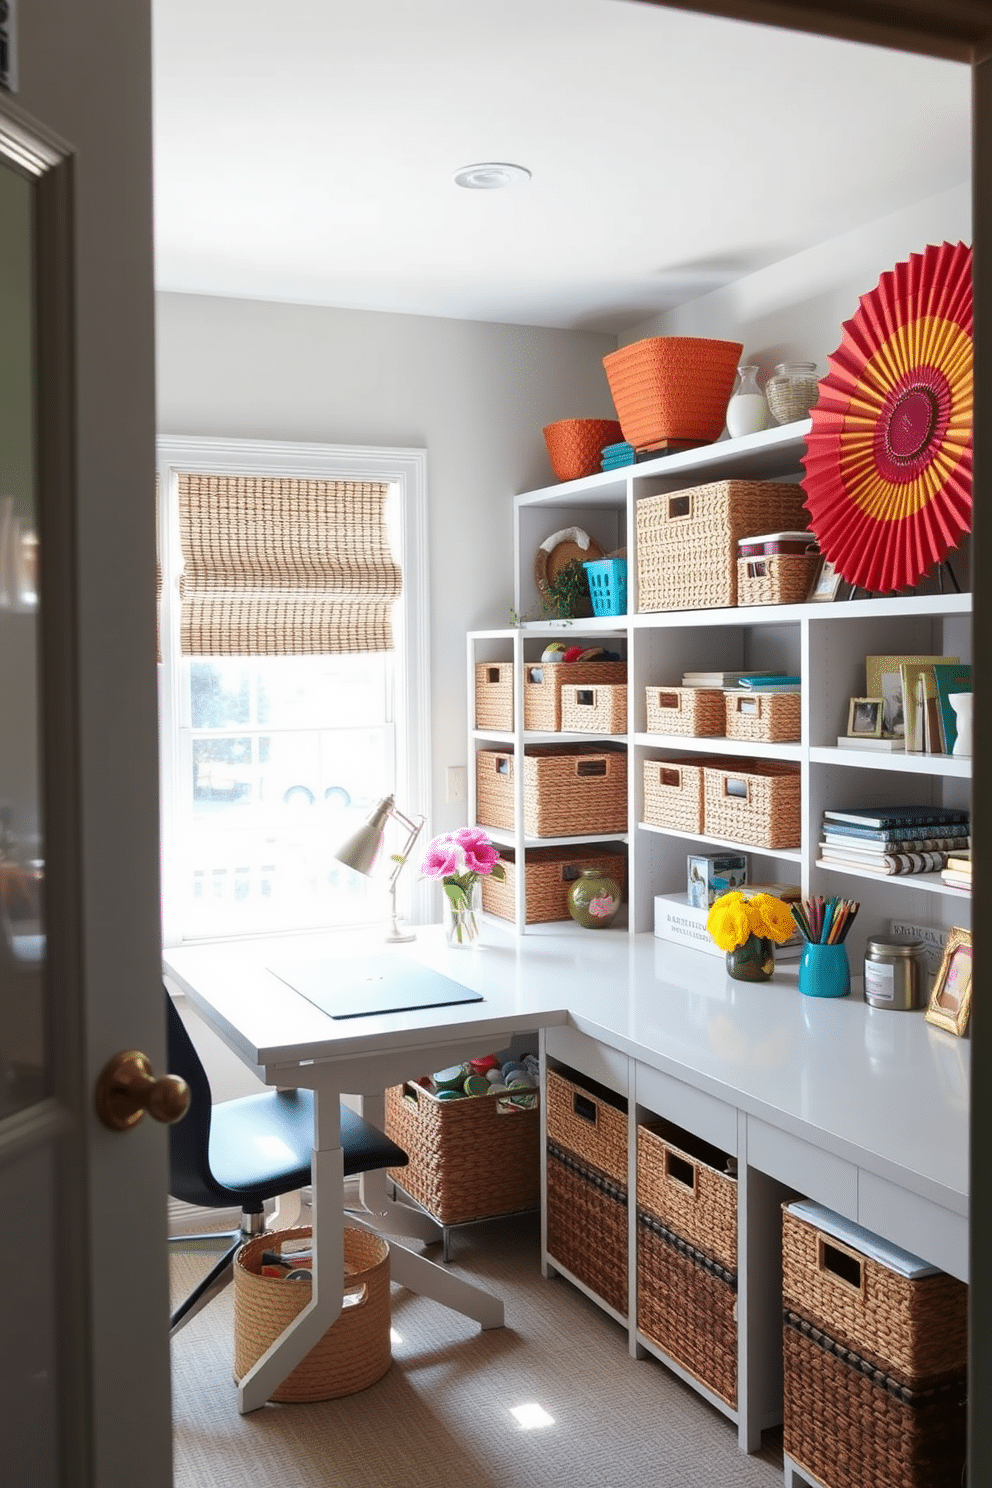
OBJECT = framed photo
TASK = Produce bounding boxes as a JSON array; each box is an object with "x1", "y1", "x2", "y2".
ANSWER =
[
  {"x1": 806, "y1": 556, "x2": 848, "y2": 602},
  {"x1": 925, "y1": 926, "x2": 973, "y2": 1037},
  {"x1": 847, "y1": 697, "x2": 883, "y2": 737},
  {"x1": 865, "y1": 653, "x2": 952, "y2": 739}
]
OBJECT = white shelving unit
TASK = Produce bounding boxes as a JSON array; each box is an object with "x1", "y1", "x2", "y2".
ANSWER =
[{"x1": 468, "y1": 420, "x2": 972, "y2": 970}]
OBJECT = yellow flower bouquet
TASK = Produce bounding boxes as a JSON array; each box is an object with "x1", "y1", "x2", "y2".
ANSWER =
[{"x1": 707, "y1": 890, "x2": 796, "y2": 982}]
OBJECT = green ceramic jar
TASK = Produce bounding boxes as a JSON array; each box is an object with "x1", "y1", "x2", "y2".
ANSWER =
[
  {"x1": 725, "y1": 933, "x2": 775, "y2": 982},
  {"x1": 567, "y1": 867, "x2": 621, "y2": 930}
]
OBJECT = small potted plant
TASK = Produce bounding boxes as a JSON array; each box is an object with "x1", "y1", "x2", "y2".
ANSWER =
[{"x1": 706, "y1": 890, "x2": 796, "y2": 982}]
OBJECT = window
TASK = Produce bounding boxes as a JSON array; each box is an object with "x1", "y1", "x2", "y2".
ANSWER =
[{"x1": 157, "y1": 437, "x2": 429, "y2": 945}]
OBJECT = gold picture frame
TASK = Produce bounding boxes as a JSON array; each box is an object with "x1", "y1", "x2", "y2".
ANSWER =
[
  {"x1": 865, "y1": 654, "x2": 953, "y2": 739},
  {"x1": 847, "y1": 697, "x2": 883, "y2": 737},
  {"x1": 925, "y1": 926, "x2": 973, "y2": 1036}
]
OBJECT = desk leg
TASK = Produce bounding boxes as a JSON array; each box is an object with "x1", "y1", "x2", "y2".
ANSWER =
[
  {"x1": 236, "y1": 1100, "x2": 345, "y2": 1414},
  {"x1": 347, "y1": 1211, "x2": 505, "y2": 1330},
  {"x1": 354, "y1": 1092, "x2": 443, "y2": 1247}
]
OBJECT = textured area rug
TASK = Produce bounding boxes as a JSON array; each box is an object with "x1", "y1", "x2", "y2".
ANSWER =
[{"x1": 171, "y1": 1207, "x2": 784, "y2": 1488}]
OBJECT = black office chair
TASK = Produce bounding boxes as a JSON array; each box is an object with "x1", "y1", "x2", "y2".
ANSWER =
[{"x1": 166, "y1": 989, "x2": 408, "y2": 1335}]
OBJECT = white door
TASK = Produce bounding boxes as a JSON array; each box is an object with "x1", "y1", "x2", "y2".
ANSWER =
[{"x1": 0, "y1": 14, "x2": 171, "y2": 1486}]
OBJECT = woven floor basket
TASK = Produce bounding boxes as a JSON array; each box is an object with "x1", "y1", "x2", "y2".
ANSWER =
[
  {"x1": 703, "y1": 760, "x2": 801, "y2": 849},
  {"x1": 481, "y1": 844, "x2": 627, "y2": 924},
  {"x1": 475, "y1": 661, "x2": 514, "y2": 731},
  {"x1": 546, "y1": 1142, "x2": 628, "y2": 1317},
  {"x1": 234, "y1": 1226, "x2": 391, "y2": 1403},
  {"x1": 525, "y1": 661, "x2": 627, "y2": 732},
  {"x1": 636, "y1": 480, "x2": 810, "y2": 611},
  {"x1": 602, "y1": 337, "x2": 743, "y2": 450},
  {"x1": 737, "y1": 551, "x2": 821, "y2": 606},
  {"x1": 546, "y1": 1067, "x2": 628, "y2": 1185},
  {"x1": 783, "y1": 1314, "x2": 967, "y2": 1488},
  {"x1": 645, "y1": 686, "x2": 726, "y2": 737},
  {"x1": 636, "y1": 1124, "x2": 736, "y2": 1272},
  {"x1": 724, "y1": 690, "x2": 801, "y2": 744},
  {"x1": 384, "y1": 1081, "x2": 539, "y2": 1225},
  {"x1": 543, "y1": 418, "x2": 623, "y2": 482},
  {"x1": 476, "y1": 744, "x2": 627, "y2": 838},
  {"x1": 781, "y1": 1206, "x2": 968, "y2": 1387},
  {"x1": 637, "y1": 1213, "x2": 738, "y2": 1409}
]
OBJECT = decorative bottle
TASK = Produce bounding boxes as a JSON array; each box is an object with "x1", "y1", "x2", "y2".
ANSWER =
[
  {"x1": 725, "y1": 364, "x2": 769, "y2": 439},
  {"x1": 765, "y1": 361, "x2": 820, "y2": 425},
  {"x1": 567, "y1": 868, "x2": 622, "y2": 929}
]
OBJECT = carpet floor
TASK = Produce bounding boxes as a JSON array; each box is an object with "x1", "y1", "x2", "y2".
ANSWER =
[{"x1": 171, "y1": 1206, "x2": 786, "y2": 1488}]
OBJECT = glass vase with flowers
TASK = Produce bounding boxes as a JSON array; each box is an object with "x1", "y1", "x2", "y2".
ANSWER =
[
  {"x1": 420, "y1": 827, "x2": 505, "y2": 947},
  {"x1": 706, "y1": 891, "x2": 796, "y2": 982}
]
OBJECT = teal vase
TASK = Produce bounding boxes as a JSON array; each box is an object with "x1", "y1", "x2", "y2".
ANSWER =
[{"x1": 726, "y1": 934, "x2": 775, "y2": 982}]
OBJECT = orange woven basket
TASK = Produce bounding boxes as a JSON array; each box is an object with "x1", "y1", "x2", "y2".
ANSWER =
[
  {"x1": 602, "y1": 337, "x2": 743, "y2": 451},
  {"x1": 543, "y1": 418, "x2": 623, "y2": 482}
]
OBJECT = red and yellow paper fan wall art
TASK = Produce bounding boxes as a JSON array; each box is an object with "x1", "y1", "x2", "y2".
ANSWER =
[{"x1": 801, "y1": 240, "x2": 972, "y2": 594}]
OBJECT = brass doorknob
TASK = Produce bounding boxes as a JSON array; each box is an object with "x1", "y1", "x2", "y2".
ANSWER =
[{"x1": 95, "y1": 1049, "x2": 191, "y2": 1132}]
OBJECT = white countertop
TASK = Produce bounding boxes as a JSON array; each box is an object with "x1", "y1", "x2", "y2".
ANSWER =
[{"x1": 164, "y1": 922, "x2": 969, "y2": 1221}]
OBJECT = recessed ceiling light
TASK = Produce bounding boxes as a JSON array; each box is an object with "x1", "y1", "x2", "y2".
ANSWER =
[{"x1": 453, "y1": 162, "x2": 531, "y2": 190}]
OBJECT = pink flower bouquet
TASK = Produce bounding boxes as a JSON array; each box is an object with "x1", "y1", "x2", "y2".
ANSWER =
[{"x1": 420, "y1": 827, "x2": 505, "y2": 942}]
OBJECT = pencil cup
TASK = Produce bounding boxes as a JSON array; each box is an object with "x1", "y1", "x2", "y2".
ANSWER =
[{"x1": 798, "y1": 942, "x2": 850, "y2": 999}]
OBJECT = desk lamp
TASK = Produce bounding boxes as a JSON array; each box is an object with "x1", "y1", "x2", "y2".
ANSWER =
[{"x1": 333, "y1": 795, "x2": 425, "y2": 943}]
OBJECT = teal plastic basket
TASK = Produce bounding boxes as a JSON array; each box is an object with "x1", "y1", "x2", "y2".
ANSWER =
[{"x1": 583, "y1": 558, "x2": 628, "y2": 617}]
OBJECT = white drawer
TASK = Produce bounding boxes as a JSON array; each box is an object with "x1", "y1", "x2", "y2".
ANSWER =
[
  {"x1": 746, "y1": 1118, "x2": 858, "y2": 1217},
  {"x1": 635, "y1": 1061, "x2": 737, "y2": 1154},
  {"x1": 858, "y1": 1170, "x2": 968, "y2": 1284},
  {"x1": 543, "y1": 1025, "x2": 629, "y2": 1098}
]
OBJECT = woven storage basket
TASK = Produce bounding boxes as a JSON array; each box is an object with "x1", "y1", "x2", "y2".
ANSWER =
[
  {"x1": 782, "y1": 1315, "x2": 967, "y2": 1488},
  {"x1": 643, "y1": 755, "x2": 742, "y2": 835},
  {"x1": 474, "y1": 661, "x2": 514, "y2": 731},
  {"x1": 560, "y1": 682, "x2": 627, "y2": 735},
  {"x1": 543, "y1": 418, "x2": 623, "y2": 482},
  {"x1": 384, "y1": 1080, "x2": 539, "y2": 1226},
  {"x1": 546, "y1": 1066, "x2": 628, "y2": 1185},
  {"x1": 234, "y1": 1226, "x2": 391, "y2": 1403},
  {"x1": 703, "y1": 759, "x2": 801, "y2": 849},
  {"x1": 636, "y1": 480, "x2": 810, "y2": 612},
  {"x1": 723, "y1": 689, "x2": 801, "y2": 744},
  {"x1": 737, "y1": 551, "x2": 821, "y2": 606},
  {"x1": 602, "y1": 337, "x2": 743, "y2": 451},
  {"x1": 524, "y1": 660, "x2": 627, "y2": 732},
  {"x1": 781, "y1": 1204, "x2": 968, "y2": 1388},
  {"x1": 645, "y1": 686, "x2": 726, "y2": 737},
  {"x1": 637, "y1": 1213, "x2": 738, "y2": 1408},
  {"x1": 481, "y1": 844, "x2": 627, "y2": 924},
  {"x1": 476, "y1": 744, "x2": 627, "y2": 838},
  {"x1": 636, "y1": 1123, "x2": 736, "y2": 1273},
  {"x1": 546, "y1": 1143, "x2": 628, "y2": 1317}
]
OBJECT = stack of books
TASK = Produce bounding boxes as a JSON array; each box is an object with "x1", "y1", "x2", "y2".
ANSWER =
[
  {"x1": 941, "y1": 850, "x2": 972, "y2": 894},
  {"x1": 818, "y1": 805, "x2": 971, "y2": 877},
  {"x1": 680, "y1": 669, "x2": 799, "y2": 691}
]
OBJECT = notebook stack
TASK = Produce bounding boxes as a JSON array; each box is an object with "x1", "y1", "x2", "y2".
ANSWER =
[
  {"x1": 600, "y1": 440, "x2": 636, "y2": 471},
  {"x1": 941, "y1": 850, "x2": 972, "y2": 894},
  {"x1": 818, "y1": 805, "x2": 970, "y2": 877}
]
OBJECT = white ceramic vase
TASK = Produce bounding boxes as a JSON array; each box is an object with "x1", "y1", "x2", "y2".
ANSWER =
[{"x1": 949, "y1": 691, "x2": 973, "y2": 757}]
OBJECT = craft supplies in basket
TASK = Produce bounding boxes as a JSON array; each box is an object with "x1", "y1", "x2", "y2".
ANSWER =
[
  {"x1": 645, "y1": 685, "x2": 726, "y2": 737},
  {"x1": 560, "y1": 681, "x2": 627, "y2": 734},
  {"x1": 482, "y1": 844, "x2": 626, "y2": 923},
  {"x1": 384, "y1": 1078, "x2": 539, "y2": 1227},
  {"x1": 736, "y1": 531, "x2": 820, "y2": 607},
  {"x1": 781, "y1": 1199, "x2": 967, "y2": 1488},
  {"x1": 583, "y1": 556, "x2": 627, "y2": 616},
  {"x1": 545, "y1": 1066, "x2": 629, "y2": 1316},
  {"x1": 476, "y1": 743, "x2": 627, "y2": 837},
  {"x1": 637, "y1": 1121, "x2": 738, "y2": 1408},
  {"x1": 524, "y1": 658, "x2": 627, "y2": 731},
  {"x1": 234, "y1": 1226, "x2": 391, "y2": 1403},
  {"x1": 542, "y1": 418, "x2": 623, "y2": 482},
  {"x1": 602, "y1": 336, "x2": 743, "y2": 452},
  {"x1": 703, "y1": 759, "x2": 801, "y2": 848},
  {"x1": 723, "y1": 688, "x2": 801, "y2": 743},
  {"x1": 636, "y1": 480, "x2": 811, "y2": 612}
]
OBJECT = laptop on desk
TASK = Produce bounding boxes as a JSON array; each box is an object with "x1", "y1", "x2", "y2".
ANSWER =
[{"x1": 267, "y1": 954, "x2": 484, "y2": 1020}]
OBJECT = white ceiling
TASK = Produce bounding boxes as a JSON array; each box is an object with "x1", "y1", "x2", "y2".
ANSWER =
[{"x1": 151, "y1": 0, "x2": 971, "y2": 335}]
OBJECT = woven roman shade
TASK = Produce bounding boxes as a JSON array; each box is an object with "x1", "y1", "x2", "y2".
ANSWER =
[{"x1": 177, "y1": 475, "x2": 401, "y2": 656}]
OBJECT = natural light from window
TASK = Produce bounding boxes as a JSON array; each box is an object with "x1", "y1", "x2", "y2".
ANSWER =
[{"x1": 509, "y1": 1402, "x2": 555, "y2": 1430}]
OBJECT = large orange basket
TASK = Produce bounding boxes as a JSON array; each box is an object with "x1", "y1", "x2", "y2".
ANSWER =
[
  {"x1": 542, "y1": 418, "x2": 623, "y2": 482},
  {"x1": 602, "y1": 337, "x2": 743, "y2": 451}
]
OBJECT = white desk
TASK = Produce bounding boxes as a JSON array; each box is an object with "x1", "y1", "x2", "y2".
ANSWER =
[{"x1": 164, "y1": 924, "x2": 969, "y2": 1425}]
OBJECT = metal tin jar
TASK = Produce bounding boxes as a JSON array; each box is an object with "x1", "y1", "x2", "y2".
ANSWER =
[{"x1": 863, "y1": 935, "x2": 928, "y2": 1010}]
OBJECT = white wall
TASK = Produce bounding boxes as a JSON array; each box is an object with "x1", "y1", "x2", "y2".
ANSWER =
[
  {"x1": 625, "y1": 183, "x2": 971, "y2": 386},
  {"x1": 155, "y1": 293, "x2": 617, "y2": 835}
]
